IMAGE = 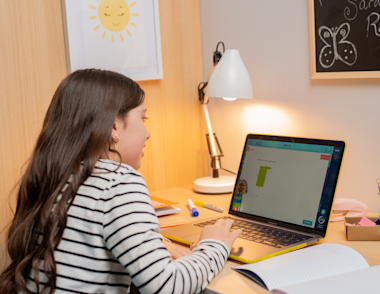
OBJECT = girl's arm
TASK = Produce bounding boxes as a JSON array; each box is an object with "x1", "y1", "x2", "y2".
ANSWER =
[{"x1": 103, "y1": 172, "x2": 238, "y2": 294}]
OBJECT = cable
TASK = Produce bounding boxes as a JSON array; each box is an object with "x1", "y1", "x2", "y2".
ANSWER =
[
  {"x1": 220, "y1": 168, "x2": 236, "y2": 175},
  {"x1": 216, "y1": 41, "x2": 225, "y2": 53}
]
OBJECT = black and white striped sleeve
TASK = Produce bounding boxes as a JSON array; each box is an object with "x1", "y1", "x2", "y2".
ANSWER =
[{"x1": 102, "y1": 172, "x2": 230, "y2": 294}]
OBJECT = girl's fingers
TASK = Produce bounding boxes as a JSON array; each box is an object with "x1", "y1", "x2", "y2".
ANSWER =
[
  {"x1": 171, "y1": 251, "x2": 183, "y2": 260},
  {"x1": 176, "y1": 247, "x2": 190, "y2": 256},
  {"x1": 164, "y1": 240, "x2": 191, "y2": 259},
  {"x1": 215, "y1": 218, "x2": 234, "y2": 229},
  {"x1": 214, "y1": 218, "x2": 225, "y2": 226},
  {"x1": 231, "y1": 229, "x2": 242, "y2": 239},
  {"x1": 182, "y1": 248, "x2": 191, "y2": 254},
  {"x1": 223, "y1": 218, "x2": 234, "y2": 230}
]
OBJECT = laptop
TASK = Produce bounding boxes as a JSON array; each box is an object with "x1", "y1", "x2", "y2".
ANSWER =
[{"x1": 161, "y1": 134, "x2": 346, "y2": 263}]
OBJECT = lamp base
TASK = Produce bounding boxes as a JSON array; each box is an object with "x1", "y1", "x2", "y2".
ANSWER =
[{"x1": 194, "y1": 175, "x2": 235, "y2": 194}]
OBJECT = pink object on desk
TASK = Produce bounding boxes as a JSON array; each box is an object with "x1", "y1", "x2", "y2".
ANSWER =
[
  {"x1": 345, "y1": 223, "x2": 355, "y2": 226},
  {"x1": 331, "y1": 198, "x2": 369, "y2": 222},
  {"x1": 358, "y1": 217, "x2": 376, "y2": 226}
]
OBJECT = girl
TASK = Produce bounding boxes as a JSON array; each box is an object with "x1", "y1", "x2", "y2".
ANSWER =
[{"x1": 0, "y1": 69, "x2": 241, "y2": 294}]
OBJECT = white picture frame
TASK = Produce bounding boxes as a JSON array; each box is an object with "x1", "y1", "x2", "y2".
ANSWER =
[{"x1": 61, "y1": 0, "x2": 163, "y2": 81}]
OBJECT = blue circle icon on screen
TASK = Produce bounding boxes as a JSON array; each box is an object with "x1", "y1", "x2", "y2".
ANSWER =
[{"x1": 321, "y1": 209, "x2": 326, "y2": 215}]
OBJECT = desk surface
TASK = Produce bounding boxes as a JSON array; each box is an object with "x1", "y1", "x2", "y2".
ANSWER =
[{"x1": 151, "y1": 185, "x2": 380, "y2": 294}]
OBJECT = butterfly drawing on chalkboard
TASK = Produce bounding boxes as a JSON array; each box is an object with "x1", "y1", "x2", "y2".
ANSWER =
[{"x1": 318, "y1": 23, "x2": 357, "y2": 68}]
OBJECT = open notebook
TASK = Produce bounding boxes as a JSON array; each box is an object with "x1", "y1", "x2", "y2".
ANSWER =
[{"x1": 233, "y1": 243, "x2": 380, "y2": 294}]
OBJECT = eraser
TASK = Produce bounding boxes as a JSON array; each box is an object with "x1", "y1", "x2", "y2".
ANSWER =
[{"x1": 346, "y1": 223, "x2": 355, "y2": 226}]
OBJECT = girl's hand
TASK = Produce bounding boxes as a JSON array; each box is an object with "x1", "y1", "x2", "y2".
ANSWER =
[
  {"x1": 190, "y1": 218, "x2": 242, "y2": 251},
  {"x1": 163, "y1": 239, "x2": 190, "y2": 260}
]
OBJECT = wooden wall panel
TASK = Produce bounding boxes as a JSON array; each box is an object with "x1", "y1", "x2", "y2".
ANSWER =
[
  {"x1": 0, "y1": 0, "x2": 207, "y2": 271},
  {"x1": 0, "y1": 1, "x2": 68, "y2": 270},
  {"x1": 139, "y1": 0, "x2": 207, "y2": 190}
]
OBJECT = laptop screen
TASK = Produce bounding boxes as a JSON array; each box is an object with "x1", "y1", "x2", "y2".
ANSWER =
[{"x1": 230, "y1": 135, "x2": 345, "y2": 232}]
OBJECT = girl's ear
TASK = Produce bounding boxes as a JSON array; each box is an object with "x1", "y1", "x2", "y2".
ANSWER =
[
  {"x1": 111, "y1": 122, "x2": 119, "y2": 141},
  {"x1": 112, "y1": 116, "x2": 125, "y2": 140}
]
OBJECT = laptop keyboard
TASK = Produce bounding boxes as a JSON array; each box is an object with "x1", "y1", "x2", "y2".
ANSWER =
[{"x1": 193, "y1": 217, "x2": 312, "y2": 248}]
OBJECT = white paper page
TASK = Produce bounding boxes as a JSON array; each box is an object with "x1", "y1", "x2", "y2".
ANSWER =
[
  {"x1": 272, "y1": 265, "x2": 380, "y2": 294},
  {"x1": 233, "y1": 244, "x2": 369, "y2": 291},
  {"x1": 155, "y1": 206, "x2": 182, "y2": 216}
]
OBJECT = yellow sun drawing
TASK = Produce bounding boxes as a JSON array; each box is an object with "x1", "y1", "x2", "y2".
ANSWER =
[{"x1": 89, "y1": 0, "x2": 139, "y2": 42}]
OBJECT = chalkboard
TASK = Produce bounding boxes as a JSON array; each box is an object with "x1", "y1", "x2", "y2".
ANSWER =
[{"x1": 309, "y1": 0, "x2": 380, "y2": 79}]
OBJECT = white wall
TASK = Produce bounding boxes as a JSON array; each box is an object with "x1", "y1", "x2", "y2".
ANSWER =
[{"x1": 199, "y1": 0, "x2": 380, "y2": 213}]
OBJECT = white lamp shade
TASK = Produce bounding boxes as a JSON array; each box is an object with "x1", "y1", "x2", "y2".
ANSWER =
[{"x1": 206, "y1": 49, "x2": 253, "y2": 99}]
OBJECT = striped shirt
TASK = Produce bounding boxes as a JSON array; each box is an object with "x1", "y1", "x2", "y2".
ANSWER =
[{"x1": 26, "y1": 159, "x2": 229, "y2": 294}]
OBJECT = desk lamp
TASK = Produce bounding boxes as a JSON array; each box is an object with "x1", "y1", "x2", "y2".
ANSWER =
[{"x1": 194, "y1": 42, "x2": 253, "y2": 194}]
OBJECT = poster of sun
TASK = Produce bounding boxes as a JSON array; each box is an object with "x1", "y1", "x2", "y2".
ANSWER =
[{"x1": 62, "y1": 0, "x2": 163, "y2": 81}]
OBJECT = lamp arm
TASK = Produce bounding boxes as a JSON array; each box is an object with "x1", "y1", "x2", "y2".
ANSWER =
[
  {"x1": 202, "y1": 104, "x2": 218, "y2": 156},
  {"x1": 198, "y1": 64, "x2": 218, "y2": 155},
  {"x1": 199, "y1": 63, "x2": 221, "y2": 157},
  {"x1": 197, "y1": 42, "x2": 225, "y2": 178}
]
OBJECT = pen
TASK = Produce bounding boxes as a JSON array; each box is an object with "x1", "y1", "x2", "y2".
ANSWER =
[
  {"x1": 194, "y1": 200, "x2": 224, "y2": 213},
  {"x1": 187, "y1": 199, "x2": 199, "y2": 217}
]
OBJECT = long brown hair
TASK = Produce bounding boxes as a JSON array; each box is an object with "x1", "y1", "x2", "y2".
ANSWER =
[{"x1": 0, "y1": 69, "x2": 145, "y2": 293}]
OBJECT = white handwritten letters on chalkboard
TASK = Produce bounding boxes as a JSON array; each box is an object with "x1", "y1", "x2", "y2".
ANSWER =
[
  {"x1": 318, "y1": 23, "x2": 357, "y2": 68},
  {"x1": 367, "y1": 12, "x2": 380, "y2": 37},
  {"x1": 344, "y1": 0, "x2": 380, "y2": 21},
  {"x1": 310, "y1": 0, "x2": 380, "y2": 78},
  {"x1": 343, "y1": 0, "x2": 380, "y2": 37}
]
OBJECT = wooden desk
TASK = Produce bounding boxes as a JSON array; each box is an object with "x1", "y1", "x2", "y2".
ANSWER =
[{"x1": 151, "y1": 185, "x2": 380, "y2": 294}]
